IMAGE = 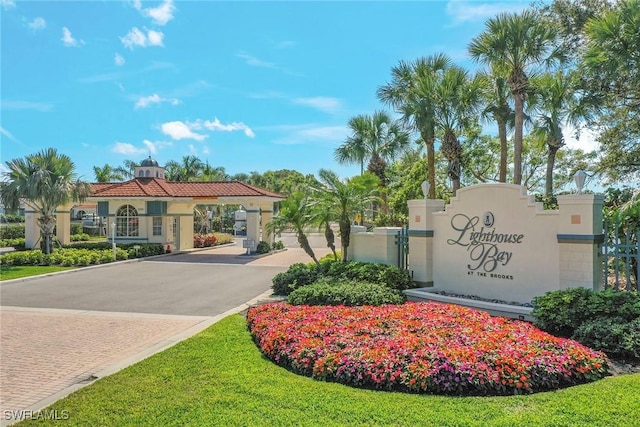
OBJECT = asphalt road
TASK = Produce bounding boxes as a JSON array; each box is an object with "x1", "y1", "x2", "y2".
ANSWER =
[{"x1": 0, "y1": 256, "x2": 284, "y2": 316}]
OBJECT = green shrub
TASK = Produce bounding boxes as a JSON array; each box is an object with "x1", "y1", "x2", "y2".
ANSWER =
[
  {"x1": 327, "y1": 261, "x2": 413, "y2": 291},
  {"x1": 70, "y1": 233, "x2": 91, "y2": 242},
  {"x1": 0, "y1": 237, "x2": 26, "y2": 250},
  {"x1": 212, "y1": 233, "x2": 234, "y2": 245},
  {"x1": 288, "y1": 281, "x2": 406, "y2": 306},
  {"x1": 532, "y1": 288, "x2": 595, "y2": 337},
  {"x1": 0, "y1": 225, "x2": 25, "y2": 239},
  {"x1": 0, "y1": 214, "x2": 25, "y2": 223},
  {"x1": 532, "y1": 288, "x2": 640, "y2": 337},
  {"x1": 272, "y1": 263, "x2": 321, "y2": 295},
  {"x1": 272, "y1": 240, "x2": 285, "y2": 250},
  {"x1": 573, "y1": 317, "x2": 640, "y2": 360},
  {"x1": 255, "y1": 241, "x2": 271, "y2": 254},
  {"x1": 70, "y1": 224, "x2": 83, "y2": 235}
]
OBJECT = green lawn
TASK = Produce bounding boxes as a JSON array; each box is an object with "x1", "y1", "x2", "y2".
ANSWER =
[
  {"x1": 0, "y1": 265, "x2": 76, "y2": 281},
  {"x1": 17, "y1": 315, "x2": 640, "y2": 427}
]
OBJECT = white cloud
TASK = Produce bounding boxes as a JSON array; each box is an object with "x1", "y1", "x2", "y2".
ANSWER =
[
  {"x1": 293, "y1": 97, "x2": 342, "y2": 114},
  {"x1": 236, "y1": 52, "x2": 275, "y2": 69},
  {"x1": 142, "y1": 139, "x2": 158, "y2": 154},
  {"x1": 161, "y1": 121, "x2": 206, "y2": 141},
  {"x1": 112, "y1": 142, "x2": 147, "y2": 156},
  {"x1": 1, "y1": 100, "x2": 53, "y2": 112},
  {"x1": 274, "y1": 40, "x2": 295, "y2": 49},
  {"x1": 193, "y1": 117, "x2": 255, "y2": 138},
  {"x1": 120, "y1": 27, "x2": 164, "y2": 50},
  {"x1": 114, "y1": 53, "x2": 125, "y2": 66},
  {"x1": 0, "y1": 126, "x2": 18, "y2": 143},
  {"x1": 564, "y1": 124, "x2": 599, "y2": 153},
  {"x1": 446, "y1": 0, "x2": 529, "y2": 25},
  {"x1": 61, "y1": 27, "x2": 83, "y2": 47},
  {"x1": 270, "y1": 124, "x2": 349, "y2": 145},
  {"x1": 202, "y1": 146, "x2": 210, "y2": 155},
  {"x1": 1, "y1": 0, "x2": 15, "y2": 10},
  {"x1": 134, "y1": 93, "x2": 180, "y2": 109},
  {"x1": 143, "y1": 0, "x2": 176, "y2": 26},
  {"x1": 28, "y1": 17, "x2": 46, "y2": 31}
]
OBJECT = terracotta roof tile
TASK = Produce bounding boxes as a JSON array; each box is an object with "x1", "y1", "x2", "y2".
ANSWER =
[{"x1": 89, "y1": 179, "x2": 284, "y2": 199}]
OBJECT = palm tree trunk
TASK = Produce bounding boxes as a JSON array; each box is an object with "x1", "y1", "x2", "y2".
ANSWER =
[
  {"x1": 498, "y1": 119, "x2": 508, "y2": 183},
  {"x1": 296, "y1": 229, "x2": 318, "y2": 265},
  {"x1": 339, "y1": 219, "x2": 351, "y2": 261},
  {"x1": 513, "y1": 92, "x2": 524, "y2": 186},
  {"x1": 420, "y1": 128, "x2": 436, "y2": 199},
  {"x1": 324, "y1": 222, "x2": 337, "y2": 261},
  {"x1": 545, "y1": 143, "x2": 560, "y2": 198}
]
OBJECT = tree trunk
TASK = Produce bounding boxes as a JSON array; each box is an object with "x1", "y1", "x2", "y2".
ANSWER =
[
  {"x1": 324, "y1": 222, "x2": 337, "y2": 261},
  {"x1": 296, "y1": 229, "x2": 318, "y2": 265},
  {"x1": 420, "y1": 128, "x2": 437, "y2": 199},
  {"x1": 498, "y1": 118, "x2": 508, "y2": 183},
  {"x1": 513, "y1": 92, "x2": 524, "y2": 185},
  {"x1": 545, "y1": 142, "x2": 560, "y2": 198},
  {"x1": 339, "y1": 219, "x2": 351, "y2": 261}
]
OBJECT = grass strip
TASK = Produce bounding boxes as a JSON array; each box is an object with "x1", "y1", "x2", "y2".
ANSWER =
[
  {"x1": 17, "y1": 314, "x2": 640, "y2": 426},
  {"x1": 0, "y1": 266, "x2": 76, "y2": 281}
]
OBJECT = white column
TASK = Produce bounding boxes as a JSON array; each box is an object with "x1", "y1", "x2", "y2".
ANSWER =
[
  {"x1": 557, "y1": 194, "x2": 605, "y2": 291},
  {"x1": 407, "y1": 199, "x2": 445, "y2": 287},
  {"x1": 245, "y1": 208, "x2": 260, "y2": 251},
  {"x1": 25, "y1": 210, "x2": 41, "y2": 250},
  {"x1": 260, "y1": 204, "x2": 274, "y2": 245},
  {"x1": 55, "y1": 207, "x2": 72, "y2": 245}
]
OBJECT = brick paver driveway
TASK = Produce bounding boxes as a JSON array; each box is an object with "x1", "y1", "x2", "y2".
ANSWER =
[{"x1": 0, "y1": 241, "x2": 331, "y2": 425}]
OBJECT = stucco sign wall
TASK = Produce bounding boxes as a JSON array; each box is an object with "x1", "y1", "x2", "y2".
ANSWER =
[{"x1": 432, "y1": 184, "x2": 560, "y2": 304}]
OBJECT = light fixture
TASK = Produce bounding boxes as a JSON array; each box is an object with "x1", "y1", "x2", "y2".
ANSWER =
[
  {"x1": 421, "y1": 180, "x2": 430, "y2": 199},
  {"x1": 573, "y1": 170, "x2": 588, "y2": 194}
]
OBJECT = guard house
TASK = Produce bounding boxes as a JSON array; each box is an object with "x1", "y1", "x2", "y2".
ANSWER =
[{"x1": 24, "y1": 157, "x2": 284, "y2": 252}]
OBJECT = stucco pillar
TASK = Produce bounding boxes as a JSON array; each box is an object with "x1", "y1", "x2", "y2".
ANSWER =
[
  {"x1": 557, "y1": 194, "x2": 605, "y2": 291},
  {"x1": 260, "y1": 206, "x2": 273, "y2": 245},
  {"x1": 407, "y1": 199, "x2": 445, "y2": 286},
  {"x1": 55, "y1": 207, "x2": 72, "y2": 245},
  {"x1": 24, "y1": 210, "x2": 41, "y2": 250},
  {"x1": 245, "y1": 208, "x2": 260, "y2": 251}
]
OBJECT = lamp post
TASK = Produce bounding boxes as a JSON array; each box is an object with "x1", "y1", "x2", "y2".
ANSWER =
[
  {"x1": 421, "y1": 180, "x2": 431, "y2": 199},
  {"x1": 574, "y1": 170, "x2": 588, "y2": 194},
  {"x1": 111, "y1": 222, "x2": 116, "y2": 260}
]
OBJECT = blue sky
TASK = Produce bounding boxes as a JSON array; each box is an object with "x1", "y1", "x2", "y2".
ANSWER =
[{"x1": 1, "y1": 0, "x2": 547, "y2": 182}]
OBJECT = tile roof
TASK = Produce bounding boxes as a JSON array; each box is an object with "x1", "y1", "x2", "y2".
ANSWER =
[{"x1": 90, "y1": 179, "x2": 284, "y2": 199}]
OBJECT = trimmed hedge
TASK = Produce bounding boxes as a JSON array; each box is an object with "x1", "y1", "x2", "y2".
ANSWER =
[
  {"x1": 532, "y1": 288, "x2": 640, "y2": 360},
  {"x1": 255, "y1": 241, "x2": 271, "y2": 254},
  {"x1": 272, "y1": 261, "x2": 413, "y2": 296},
  {"x1": 0, "y1": 214, "x2": 24, "y2": 223},
  {"x1": 0, "y1": 225, "x2": 25, "y2": 239},
  {"x1": 0, "y1": 238, "x2": 26, "y2": 250},
  {"x1": 288, "y1": 280, "x2": 406, "y2": 306},
  {"x1": 70, "y1": 233, "x2": 91, "y2": 242}
]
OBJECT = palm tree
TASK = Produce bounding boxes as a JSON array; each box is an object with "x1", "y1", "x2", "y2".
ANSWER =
[
  {"x1": 377, "y1": 54, "x2": 452, "y2": 199},
  {"x1": 477, "y1": 68, "x2": 515, "y2": 183},
  {"x1": 335, "y1": 111, "x2": 409, "y2": 214},
  {"x1": 0, "y1": 148, "x2": 91, "y2": 254},
  {"x1": 315, "y1": 169, "x2": 379, "y2": 261},
  {"x1": 201, "y1": 162, "x2": 228, "y2": 181},
  {"x1": 335, "y1": 115, "x2": 369, "y2": 175},
  {"x1": 267, "y1": 191, "x2": 319, "y2": 264},
  {"x1": 469, "y1": 10, "x2": 562, "y2": 185},
  {"x1": 433, "y1": 66, "x2": 482, "y2": 192},
  {"x1": 530, "y1": 70, "x2": 586, "y2": 197},
  {"x1": 113, "y1": 159, "x2": 139, "y2": 180},
  {"x1": 93, "y1": 164, "x2": 125, "y2": 183},
  {"x1": 165, "y1": 155, "x2": 204, "y2": 181}
]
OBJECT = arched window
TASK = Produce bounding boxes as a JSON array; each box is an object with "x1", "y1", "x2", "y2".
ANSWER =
[
  {"x1": 116, "y1": 205, "x2": 139, "y2": 237},
  {"x1": 145, "y1": 169, "x2": 151, "y2": 177},
  {"x1": 138, "y1": 170, "x2": 144, "y2": 177}
]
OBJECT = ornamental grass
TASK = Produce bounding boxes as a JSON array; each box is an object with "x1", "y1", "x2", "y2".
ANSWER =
[{"x1": 247, "y1": 302, "x2": 609, "y2": 396}]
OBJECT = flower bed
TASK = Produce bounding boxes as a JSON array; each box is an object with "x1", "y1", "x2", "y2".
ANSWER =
[{"x1": 247, "y1": 302, "x2": 609, "y2": 396}]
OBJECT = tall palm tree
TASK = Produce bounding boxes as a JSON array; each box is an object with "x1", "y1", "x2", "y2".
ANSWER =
[
  {"x1": 530, "y1": 70, "x2": 586, "y2": 197},
  {"x1": 1, "y1": 148, "x2": 91, "y2": 254},
  {"x1": 335, "y1": 115, "x2": 369, "y2": 175},
  {"x1": 377, "y1": 54, "x2": 452, "y2": 198},
  {"x1": 201, "y1": 162, "x2": 228, "y2": 181},
  {"x1": 267, "y1": 191, "x2": 319, "y2": 265},
  {"x1": 433, "y1": 66, "x2": 482, "y2": 192},
  {"x1": 93, "y1": 164, "x2": 125, "y2": 183},
  {"x1": 315, "y1": 169, "x2": 379, "y2": 261},
  {"x1": 477, "y1": 68, "x2": 515, "y2": 183},
  {"x1": 113, "y1": 159, "x2": 139, "y2": 180},
  {"x1": 469, "y1": 10, "x2": 562, "y2": 185},
  {"x1": 165, "y1": 155, "x2": 204, "y2": 181}
]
